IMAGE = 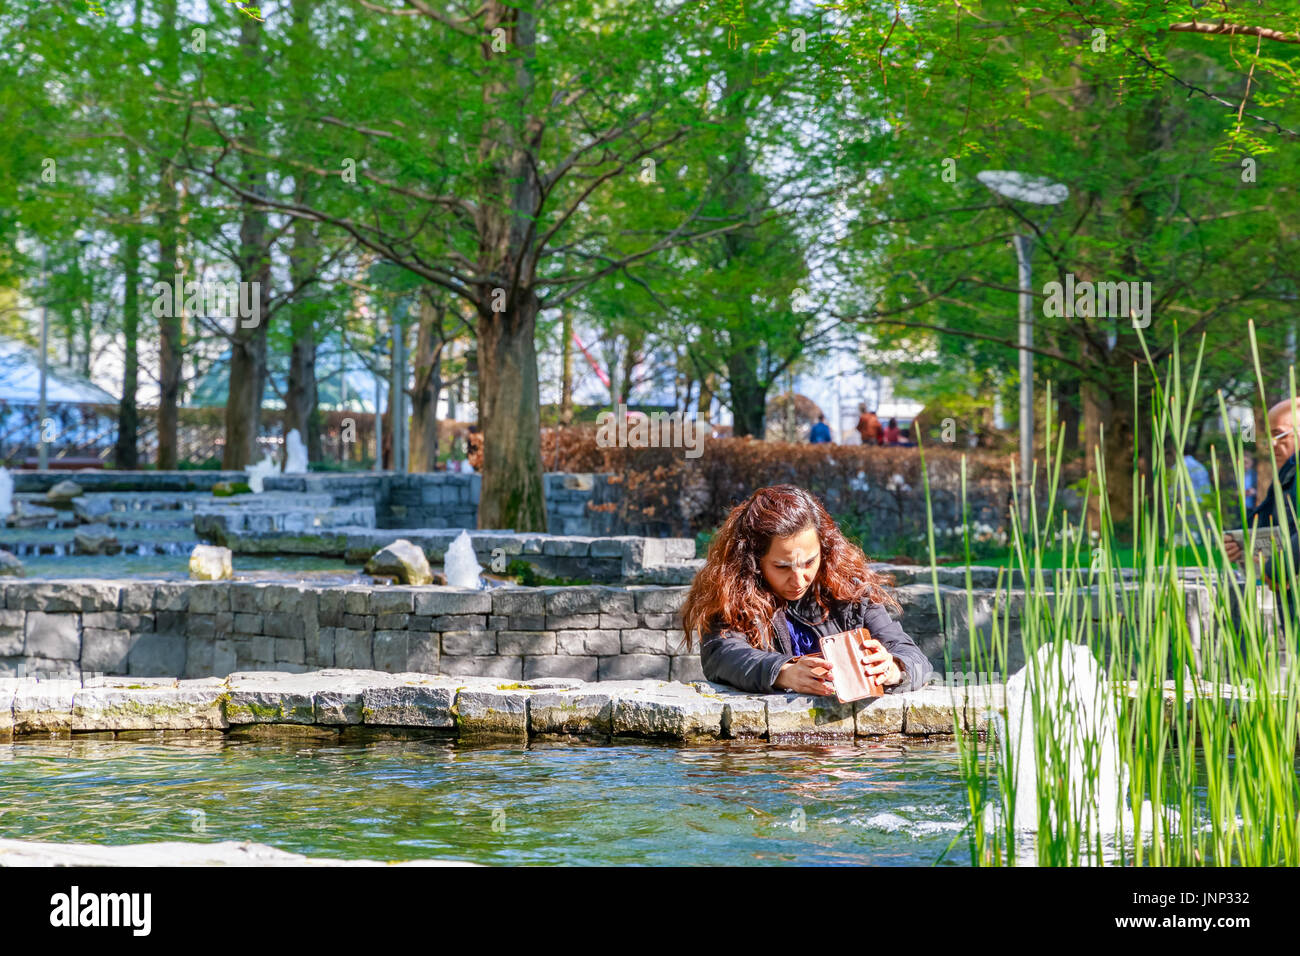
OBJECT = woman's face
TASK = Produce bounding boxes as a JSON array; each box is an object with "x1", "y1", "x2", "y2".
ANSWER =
[{"x1": 760, "y1": 525, "x2": 822, "y2": 602}]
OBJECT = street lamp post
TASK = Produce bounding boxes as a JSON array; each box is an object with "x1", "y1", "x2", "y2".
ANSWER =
[
  {"x1": 976, "y1": 171, "x2": 1069, "y2": 516},
  {"x1": 37, "y1": 247, "x2": 49, "y2": 471}
]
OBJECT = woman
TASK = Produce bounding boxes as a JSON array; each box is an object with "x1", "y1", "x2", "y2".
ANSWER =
[
  {"x1": 881, "y1": 418, "x2": 901, "y2": 446},
  {"x1": 682, "y1": 485, "x2": 933, "y2": 696}
]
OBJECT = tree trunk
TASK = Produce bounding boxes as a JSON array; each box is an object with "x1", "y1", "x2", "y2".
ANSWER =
[
  {"x1": 727, "y1": 346, "x2": 767, "y2": 437},
  {"x1": 410, "y1": 292, "x2": 445, "y2": 472},
  {"x1": 155, "y1": 0, "x2": 181, "y2": 469},
  {"x1": 697, "y1": 372, "x2": 714, "y2": 423},
  {"x1": 474, "y1": 1, "x2": 547, "y2": 531},
  {"x1": 477, "y1": 291, "x2": 546, "y2": 530},
  {"x1": 115, "y1": 137, "x2": 141, "y2": 470},
  {"x1": 286, "y1": 214, "x2": 322, "y2": 462},
  {"x1": 1053, "y1": 376, "x2": 1079, "y2": 456},
  {"x1": 559, "y1": 311, "x2": 573, "y2": 425},
  {"x1": 221, "y1": 16, "x2": 271, "y2": 470}
]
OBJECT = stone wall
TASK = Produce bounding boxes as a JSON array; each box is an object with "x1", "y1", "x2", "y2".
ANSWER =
[
  {"x1": 12, "y1": 471, "x2": 248, "y2": 494},
  {"x1": 259, "y1": 471, "x2": 622, "y2": 535},
  {"x1": 0, "y1": 572, "x2": 1227, "y2": 686}
]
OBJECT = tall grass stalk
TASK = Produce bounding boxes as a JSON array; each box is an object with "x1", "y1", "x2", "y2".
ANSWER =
[{"x1": 926, "y1": 322, "x2": 1300, "y2": 866}]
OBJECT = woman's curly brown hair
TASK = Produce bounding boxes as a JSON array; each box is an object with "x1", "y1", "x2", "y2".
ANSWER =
[{"x1": 681, "y1": 484, "x2": 899, "y2": 652}]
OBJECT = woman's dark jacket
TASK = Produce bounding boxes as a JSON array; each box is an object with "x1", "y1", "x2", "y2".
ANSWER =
[{"x1": 699, "y1": 590, "x2": 935, "y2": 695}]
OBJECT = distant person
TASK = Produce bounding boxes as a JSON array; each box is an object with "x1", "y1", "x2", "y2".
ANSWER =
[
  {"x1": 1225, "y1": 399, "x2": 1300, "y2": 641},
  {"x1": 809, "y1": 414, "x2": 832, "y2": 444},
  {"x1": 1183, "y1": 453, "x2": 1211, "y2": 495},
  {"x1": 855, "y1": 403, "x2": 881, "y2": 446},
  {"x1": 466, "y1": 424, "x2": 484, "y2": 472},
  {"x1": 881, "y1": 417, "x2": 901, "y2": 446},
  {"x1": 898, "y1": 427, "x2": 915, "y2": 448}
]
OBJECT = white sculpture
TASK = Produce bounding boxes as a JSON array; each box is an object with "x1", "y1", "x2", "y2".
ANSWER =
[{"x1": 283, "y1": 429, "x2": 308, "y2": 474}]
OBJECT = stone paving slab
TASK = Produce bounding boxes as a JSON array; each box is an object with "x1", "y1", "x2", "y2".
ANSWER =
[
  {"x1": 0, "y1": 838, "x2": 477, "y2": 867},
  {"x1": 0, "y1": 670, "x2": 1258, "y2": 743}
]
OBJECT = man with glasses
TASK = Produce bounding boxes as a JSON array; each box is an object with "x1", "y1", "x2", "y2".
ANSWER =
[{"x1": 1224, "y1": 398, "x2": 1300, "y2": 651}]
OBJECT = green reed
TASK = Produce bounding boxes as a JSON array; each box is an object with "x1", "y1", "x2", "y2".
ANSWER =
[{"x1": 920, "y1": 320, "x2": 1300, "y2": 866}]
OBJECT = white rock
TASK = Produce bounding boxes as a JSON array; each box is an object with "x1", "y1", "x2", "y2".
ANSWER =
[{"x1": 189, "y1": 544, "x2": 233, "y2": 581}]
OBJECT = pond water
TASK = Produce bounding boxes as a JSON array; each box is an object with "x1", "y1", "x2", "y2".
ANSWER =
[{"x1": 0, "y1": 737, "x2": 973, "y2": 865}]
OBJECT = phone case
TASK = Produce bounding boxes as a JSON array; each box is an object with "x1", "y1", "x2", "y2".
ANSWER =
[{"x1": 818, "y1": 627, "x2": 884, "y2": 703}]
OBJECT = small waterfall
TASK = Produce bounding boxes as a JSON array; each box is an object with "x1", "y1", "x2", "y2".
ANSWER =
[
  {"x1": 0, "y1": 466, "x2": 12, "y2": 521},
  {"x1": 1002, "y1": 643, "x2": 1126, "y2": 836}
]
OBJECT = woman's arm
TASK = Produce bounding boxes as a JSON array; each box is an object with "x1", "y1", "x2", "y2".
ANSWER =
[
  {"x1": 699, "y1": 629, "x2": 793, "y2": 694},
  {"x1": 859, "y1": 601, "x2": 934, "y2": 693}
]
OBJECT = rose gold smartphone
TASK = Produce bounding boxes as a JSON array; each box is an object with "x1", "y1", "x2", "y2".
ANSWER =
[{"x1": 818, "y1": 627, "x2": 884, "y2": 703}]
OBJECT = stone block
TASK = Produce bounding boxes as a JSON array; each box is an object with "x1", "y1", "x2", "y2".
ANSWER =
[
  {"x1": 24, "y1": 612, "x2": 80, "y2": 661},
  {"x1": 441, "y1": 630, "x2": 497, "y2": 655},
  {"x1": 541, "y1": 537, "x2": 594, "y2": 557},
  {"x1": 454, "y1": 687, "x2": 531, "y2": 736},
  {"x1": 546, "y1": 613, "x2": 600, "y2": 630},
  {"x1": 263, "y1": 611, "x2": 304, "y2": 640},
  {"x1": 362, "y1": 680, "x2": 457, "y2": 727},
  {"x1": 597, "y1": 654, "x2": 670, "y2": 681},
  {"x1": 621, "y1": 629, "x2": 669, "y2": 654},
  {"x1": 72, "y1": 682, "x2": 227, "y2": 731},
  {"x1": 439, "y1": 655, "x2": 522, "y2": 679},
  {"x1": 527, "y1": 688, "x2": 612, "y2": 734},
  {"x1": 406, "y1": 634, "x2": 438, "y2": 673},
  {"x1": 599, "y1": 610, "x2": 638, "y2": 629},
  {"x1": 556, "y1": 629, "x2": 621, "y2": 656},
  {"x1": 496, "y1": 631, "x2": 556, "y2": 655},
  {"x1": 612, "y1": 692, "x2": 723, "y2": 740},
  {"x1": 12, "y1": 679, "x2": 79, "y2": 733},
  {"x1": 767, "y1": 693, "x2": 856, "y2": 737},
  {"x1": 81, "y1": 628, "x2": 133, "y2": 673},
  {"x1": 334, "y1": 629, "x2": 373, "y2": 669},
  {"x1": 903, "y1": 685, "x2": 965, "y2": 735},
  {"x1": 187, "y1": 584, "x2": 229, "y2": 614},
  {"x1": 414, "y1": 588, "x2": 493, "y2": 616},
  {"x1": 368, "y1": 589, "x2": 417, "y2": 615},
  {"x1": 372, "y1": 630, "x2": 408, "y2": 672},
  {"x1": 492, "y1": 589, "x2": 545, "y2": 617},
  {"x1": 234, "y1": 613, "x2": 264, "y2": 635},
  {"x1": 224, "y1": 674, "x2": 317, "y2": 724},
  {"x1": 669, "y1": 654, "x2": 706, "y2": 683},
  {"x1": 305, "y1": 625, "x2": 336, "y2": 669},
  {"x1": 544, "y1": 586, "x2": 603, "y2": 616},
  {"x1": 632, "y1": 587, "x2": 689, "y2": 614},
  {"x1": 274, "y1": 636, "x2": 305, "y2": 665},
  {"x1": 121, "y1": 583, "x2": 156, "y2": 613},
  {"x1": 522, "y1": 655, "x2": 598, "y2": 682},
  {"x1": 855, "y1": 694, "x2": 906, "y2": 734}
]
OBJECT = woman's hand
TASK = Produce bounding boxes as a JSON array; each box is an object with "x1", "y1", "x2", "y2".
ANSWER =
[
  {"x1": 774, "y1": 654, "x2": 836, "y2": 696},
  {"x1": 859, "y1": 635, "x2": 904, "y2": 688}
]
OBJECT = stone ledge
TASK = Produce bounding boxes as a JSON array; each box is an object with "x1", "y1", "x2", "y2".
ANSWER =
[{"x1": 1, "y1": 671, "x2": 1248, "y2": 744}]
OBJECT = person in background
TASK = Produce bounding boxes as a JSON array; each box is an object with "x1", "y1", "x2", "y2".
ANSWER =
[
  {"x1": 466, "y1": 424, "x2": 484, "y2": 472},
  {"x1": 897, "y1": 427, "x2": 915, "y2": 448},
  {"x1": 881, "y1": 417, "x2": 901, "y2": 446},
  {"x1": 1224, "y1": 399, "x2": 1300, "y2": 649},
  {"x1": 855, "y1": 403, "x2": 881, "y2": 446},
  {"x1": 809, "y1": 414, "x2": 832, "y2": 444}
]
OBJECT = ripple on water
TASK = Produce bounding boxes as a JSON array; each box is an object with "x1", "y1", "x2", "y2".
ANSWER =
[{"x1": 0, "y1": 737, "x2": 975, "y2": 865}]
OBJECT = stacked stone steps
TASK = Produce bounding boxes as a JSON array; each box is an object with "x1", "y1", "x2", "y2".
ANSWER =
[{"x1": 193, "y1": 492, "x2": 375, "y2": 540}]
